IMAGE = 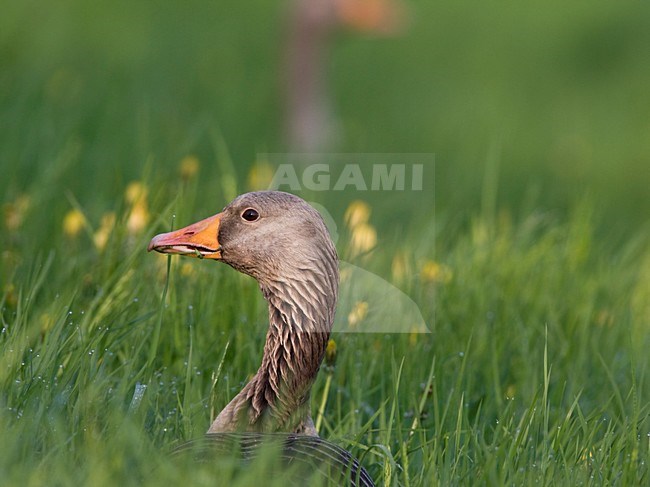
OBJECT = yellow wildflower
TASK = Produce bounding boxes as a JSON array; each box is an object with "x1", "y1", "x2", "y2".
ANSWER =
[
  {"x1": 127, "y1": 201, "x2": 149, "y2": 235},
  {"x1": 344, "y1": 200, "x2": 371, "y2": 229},
  {"x1": 40, "y1": 313, "x2": 54, "y2": 334},
  {"x1": 63, "y1": 209, "x2": 86, "y2": 238},
  {"x1": 179, "y1": 155, "x2": 200, "y2": 181},
  {"x1": 247, "y1": 159, "x2": 275, "y2": 191},
  {"x1": 94, "y1": 212, "x2": 116, "y2": 251},
  {"x1": 3, "y1": 194, "x2": 30, "y2": 231},
  {"x1": 348, "y1": 301, "x2": 368, "y2": 328},
  {"x1": 125, "y1": 181, "x2": 147, "y2": 204},
  {"x1": 409, "y1": 325, "x2": 420, "y2": 347},
  {"x1": 391, "y1": 252, "x2": 408, "y2": 285},
  {"x1": 125, "y1": 181, "x2": 149, "y2": 234},
  {"x1": 325, "y1": 339, "x2": 337, "y2": 367},
  {"x1": 180, "y1": 262, "x2": 195, "y2": 277},
  {"x1": 420, "y1": 260, "x2": 453, "y2": 284},
  {"x1": 349, "y1": 223, "x2": 377, "y2": 256}
]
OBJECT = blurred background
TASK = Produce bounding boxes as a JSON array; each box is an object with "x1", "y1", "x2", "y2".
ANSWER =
[
  {"x1": 1, "y1": 3, "x2": 649, "y2": 482},
  {"x1": 1, "y1": 0, "x2": 649, "y2": 243}
]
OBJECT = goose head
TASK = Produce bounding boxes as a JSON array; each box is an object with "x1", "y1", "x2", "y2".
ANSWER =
[{"x1": 148, "y1": 191, "x2": 337, "y2": 290}]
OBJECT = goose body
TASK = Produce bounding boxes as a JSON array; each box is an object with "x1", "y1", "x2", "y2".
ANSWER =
[{"x1": 149, "y1": 191, "x2": 373, "y2": 485}]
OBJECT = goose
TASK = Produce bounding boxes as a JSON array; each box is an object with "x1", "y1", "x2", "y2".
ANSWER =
[{"x1": 148, "y1": 190, "x2": 374, "y2": 486}]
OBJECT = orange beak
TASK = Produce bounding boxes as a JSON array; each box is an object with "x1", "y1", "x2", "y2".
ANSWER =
[{"x1": 147, "y1": 212, "x2": 223, "y2": 260}]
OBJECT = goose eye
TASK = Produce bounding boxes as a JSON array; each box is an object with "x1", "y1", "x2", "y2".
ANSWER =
[{"x1": 241, "y1": 208, "x2": 260, "y2": 222}]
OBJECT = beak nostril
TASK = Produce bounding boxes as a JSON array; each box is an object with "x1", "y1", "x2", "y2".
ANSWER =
[{"x1": 183, "y1": 231, "x2": 195, "y2": 236}]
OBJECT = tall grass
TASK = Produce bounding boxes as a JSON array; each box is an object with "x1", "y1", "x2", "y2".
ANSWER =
[
  {"x1": 2, "y1": 0, "x2": 649, "y2": 485},
  {"x1": 1, "y1": 168, "x2": 648, "y2": 485}
]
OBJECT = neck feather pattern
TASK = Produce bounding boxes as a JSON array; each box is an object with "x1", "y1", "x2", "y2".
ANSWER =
[{"x1": 210, "y1": 252, "x2": 338, "y2": 434}]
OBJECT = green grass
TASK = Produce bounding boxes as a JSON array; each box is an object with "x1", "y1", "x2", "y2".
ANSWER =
[
  {"x1": 2, "y1": 0, "x2": 650, "y2": 485},
  {"x1": 1, "y1": 189, "x2": 648, "y2": 486}
]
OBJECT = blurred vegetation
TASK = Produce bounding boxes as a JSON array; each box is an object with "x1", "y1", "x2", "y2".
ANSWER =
[
  {"x1": 2, "y1": 0, "x2": 649, "y2": 230},
  {"x1": 1, "y1": 0, "x2": 649, "y2": 485}
]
